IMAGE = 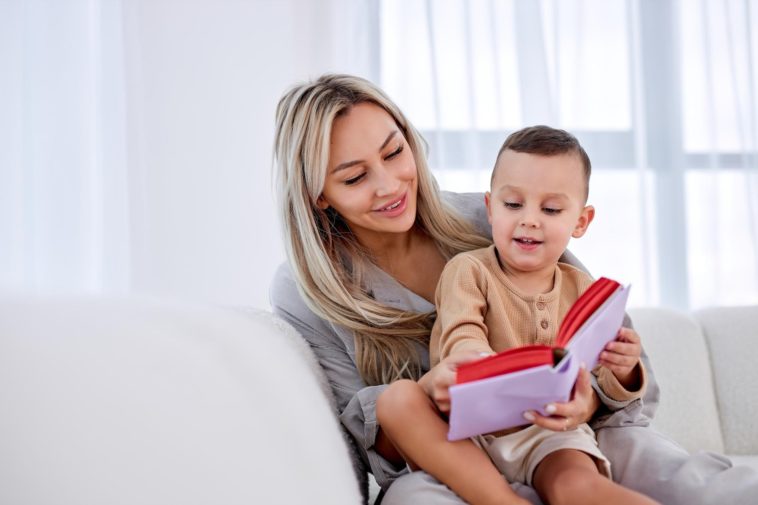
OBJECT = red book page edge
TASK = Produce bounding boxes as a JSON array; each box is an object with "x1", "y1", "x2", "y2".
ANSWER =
[
  {"x1": 555, "y1": 277, "x2": 620, "y2": 347},
  {"x1": 455, "y1": 345, "x2": 555, "y2": 384}
]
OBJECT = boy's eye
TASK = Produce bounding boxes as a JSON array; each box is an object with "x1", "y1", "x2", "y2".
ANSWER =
[
  {"x1": 504, "y1": 202, "x2": 522, "y2": 209},
  {"x1": 385, "y1": 145, "x2": 403, "y2": 160},
  {"x1": 542, "y1": 207, "x2": 562, "y2": 215},
  {"x1": 344, "y1": 173, "x2": 367, "y2": 185}
]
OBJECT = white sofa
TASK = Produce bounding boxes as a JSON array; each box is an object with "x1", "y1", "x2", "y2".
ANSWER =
[
  {"x1": 627, "y1": 305, "x2": 758, "y2": 472},
  {"x1": 0, "y1": 296, "x2": 756, "y2": 504}
]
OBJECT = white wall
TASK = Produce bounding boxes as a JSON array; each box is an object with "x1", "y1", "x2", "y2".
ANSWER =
[{"x1": 121, "y1": 0, "x2": 354, "y2": 308}]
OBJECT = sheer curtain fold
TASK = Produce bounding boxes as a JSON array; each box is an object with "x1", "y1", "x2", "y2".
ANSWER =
[{"x1": 0, "y1": 0, "x2": 130, "y2": 294}]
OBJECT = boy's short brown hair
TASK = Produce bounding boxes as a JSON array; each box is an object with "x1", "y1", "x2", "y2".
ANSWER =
[{"x1": 494, "y1": 125, "x2": 591, "y2": 199}]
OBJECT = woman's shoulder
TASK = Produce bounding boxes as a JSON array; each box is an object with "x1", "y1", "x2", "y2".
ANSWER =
[
  {"x1": 269, "y1": 262, "x2": 333, "y2": 339},
  {"x1": 270, "y1": 261, "x2": 299, "y2": 307},
  {"x1": 441, "y1": 191, "x2": 492, "y2": 239},
  {"x1": 557, "y1": 261, "x2": 595, "y2": 294}
]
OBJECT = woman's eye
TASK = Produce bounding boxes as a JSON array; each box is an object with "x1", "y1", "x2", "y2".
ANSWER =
[
  {"x1": 504, "y1": 202, "x2": 522, "y2": 209},
  {"x1": 543, "y1": 207, "x2": 562, "y2": 215},
  {"x1": 344, "y1": 173, "x2": 366, "y2": 185},
  {"x1": 385, "y1": 145, "x2": 403, "y2": 160}
]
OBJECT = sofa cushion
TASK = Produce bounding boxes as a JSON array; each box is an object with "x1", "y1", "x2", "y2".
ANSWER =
[
  {"x1": 628, "y1": 307, "x2": 724, "y2": 454},
  {"x1": 0, "y1": 296, "x2": 361, "y2": 505},
  {"x1": 695, "y1": 306, "x2": 758, "y2": 455}
]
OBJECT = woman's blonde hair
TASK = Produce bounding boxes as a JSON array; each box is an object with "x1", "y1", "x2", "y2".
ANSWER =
[{"x1": 273, "y1": 74, "x2": 490, "y2": 386}]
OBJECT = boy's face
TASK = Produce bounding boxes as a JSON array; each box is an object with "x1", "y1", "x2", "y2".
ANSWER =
[{"x1": 485, "y1": 149, "x2": 594, "y2": 277}]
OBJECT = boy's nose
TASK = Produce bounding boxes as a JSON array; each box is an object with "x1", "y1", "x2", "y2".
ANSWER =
[{"x1": 520, "y1": 215, "x2": 540, "y2": 228}]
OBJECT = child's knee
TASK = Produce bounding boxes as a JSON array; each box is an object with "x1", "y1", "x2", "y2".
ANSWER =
[{"x1": 376, "y1": 379, "x2": 426, "y2": 425}]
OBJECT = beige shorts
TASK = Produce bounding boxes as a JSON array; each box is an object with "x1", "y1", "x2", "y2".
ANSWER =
[{"x1": 474, "y1": 423, "x2": 611, "y2": 486}]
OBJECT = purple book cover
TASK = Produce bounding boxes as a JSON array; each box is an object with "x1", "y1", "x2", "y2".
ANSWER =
[{"x1": 447, "y1": 284, "x2": 631, "y2": 441}]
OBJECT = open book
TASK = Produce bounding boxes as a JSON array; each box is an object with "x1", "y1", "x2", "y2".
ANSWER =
[{"x1": 447, "y1": 278, "x2": 631, "y2": 441}]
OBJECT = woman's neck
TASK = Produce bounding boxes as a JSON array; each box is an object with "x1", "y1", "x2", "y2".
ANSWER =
[{"x1": 359, "y1": 226, "x2": 446, "y2": 303}]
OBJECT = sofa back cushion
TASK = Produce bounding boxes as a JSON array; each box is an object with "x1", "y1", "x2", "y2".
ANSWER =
[
  {"x1": 696, "y1": 305, "x2": 758, "y2": 455},
  {"x1": 629, "y1": 307, "x2": 724, "y2": 454}
]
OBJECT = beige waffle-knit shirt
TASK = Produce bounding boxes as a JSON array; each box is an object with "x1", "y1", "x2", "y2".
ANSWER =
[{"x1": 430, "y1": 245, "x2": 645, "y2": 403}]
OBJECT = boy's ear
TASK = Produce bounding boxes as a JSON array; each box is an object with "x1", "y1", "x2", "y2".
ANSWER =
[
  {"x1": 484, "y1": 192, "x2": 493, "y2": 224},
  {"x1": 572, "y1": 205, "x2": 595, "y2": 238}
]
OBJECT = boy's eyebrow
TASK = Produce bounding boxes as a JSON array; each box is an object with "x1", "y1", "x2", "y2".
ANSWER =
[
  {"x1": 332, "y1": 131, "x2": 398, "y2": 174},
  {"x1": 495, "y1": 185, "x2": 570, "y2": 200}
]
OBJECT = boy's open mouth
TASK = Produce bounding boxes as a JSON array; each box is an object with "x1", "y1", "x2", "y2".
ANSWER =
[{"x1": 514, "y1": 237, "x2": 543, "y2": 245}]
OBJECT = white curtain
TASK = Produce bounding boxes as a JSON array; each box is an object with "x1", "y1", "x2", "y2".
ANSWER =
[
  {"x1": 380, "y1": 0, "x2": 758, "y2": 310},
  {"x1": 2, "y1": 0, "x2": 756, "y2": 310},
  {"x1": 0, "y1": 0, "x2": 375, "y2": 308}
]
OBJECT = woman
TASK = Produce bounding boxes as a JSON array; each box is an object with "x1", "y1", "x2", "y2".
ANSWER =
[{"x1": 270, "y1": 74, "x2": 757, "y2": 504}]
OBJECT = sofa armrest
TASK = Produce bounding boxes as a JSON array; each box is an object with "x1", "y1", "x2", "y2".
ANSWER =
[{"x1": 0, "y1": 296, "x2": 361, "y2": 505}]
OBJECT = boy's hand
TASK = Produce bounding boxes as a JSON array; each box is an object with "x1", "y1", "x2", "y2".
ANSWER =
[
  {"x1": 599, "y1": 327, "x2": 642, "y2": 389},
  {"x1": 418, "y1": 350, "x2": 488, "y2": 413}
]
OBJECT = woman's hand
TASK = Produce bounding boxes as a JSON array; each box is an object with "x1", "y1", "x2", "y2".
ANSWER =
[
  {"x1": 523, "y1": 366, "x2": 600, "y2": 431},
  {"x1": 418, "y1": 350, "x2": 487, "y2": 413}
]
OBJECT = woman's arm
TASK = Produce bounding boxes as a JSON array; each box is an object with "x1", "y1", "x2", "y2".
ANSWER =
[{"x1": 269, "y1": 263, "x2": 409, "y2": 492}]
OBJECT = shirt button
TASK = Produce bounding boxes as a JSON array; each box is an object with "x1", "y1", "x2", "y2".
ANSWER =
[
  {"x1": 536, "y1": 301, "x2": 546, "y2": 310},
  {"x1": 540, "y1": 319, "x2": 549, "y2": 330}
]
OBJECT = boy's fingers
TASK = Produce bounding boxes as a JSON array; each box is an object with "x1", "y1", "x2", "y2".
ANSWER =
[
  {"x1": 600, "y1": 351, "x2": 636, "y2": 367},
  {"x1": 617, "y1": 327, "x2": 640, "y2": 343},
  {"x1": 446, "y1": 350, "x2": 492, "y2": 367},
  {"x1": 605, "y1": 341, "x2": 640, "y2": 356}
]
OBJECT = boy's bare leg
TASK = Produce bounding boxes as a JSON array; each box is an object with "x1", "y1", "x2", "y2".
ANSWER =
[
  {"x1": 376, "y1": 379, "x2": 530, "y2": 505},
  {"x1": 532, "y1": 449, "x2": 660, "y2": 505}
]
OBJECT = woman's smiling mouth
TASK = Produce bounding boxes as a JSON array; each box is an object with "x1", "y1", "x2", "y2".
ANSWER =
[{"x1": 374, "y1": 192, "x2": 408, "y2": 216}]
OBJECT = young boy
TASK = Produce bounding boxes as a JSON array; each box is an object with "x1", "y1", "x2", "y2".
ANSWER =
[{"x1": 377, "y1": 126, "x2": 657, "y2": 505}]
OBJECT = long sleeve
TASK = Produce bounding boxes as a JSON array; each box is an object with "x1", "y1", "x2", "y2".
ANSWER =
[
  {"x1": 443, "y1": 191, "x2": 661, "y2": 423},
  {"x1": 431, "y1": 255, "x2": 495, "y2": 365},
  {"x1": 269, "y1": 263, "x2": 408, "y2": 494}
]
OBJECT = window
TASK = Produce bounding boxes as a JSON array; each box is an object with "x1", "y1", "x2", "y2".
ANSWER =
[{"x1": 379, "y1": 0, "x2": 758, "y2": 309}]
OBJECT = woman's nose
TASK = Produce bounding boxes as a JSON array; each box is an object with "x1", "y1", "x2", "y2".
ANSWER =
[{"x1": 374, "y1": 166, "x2": 401, "y2": 197}]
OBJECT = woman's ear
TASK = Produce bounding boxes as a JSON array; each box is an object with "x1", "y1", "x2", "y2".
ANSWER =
[
  {"x1": 572, "y1": 205, "x2": 595, "y2": 238},
  {"x1": 316, "y1": 195, "x2": 330, "y2": 210}
]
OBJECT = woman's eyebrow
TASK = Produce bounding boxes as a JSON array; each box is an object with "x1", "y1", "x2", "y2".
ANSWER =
[{"x1": 332, "y1": 131, "x2": 398, "y2": 174}]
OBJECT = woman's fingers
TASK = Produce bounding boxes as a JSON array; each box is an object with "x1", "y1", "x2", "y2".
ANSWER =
[
  {"x1": 524, "y1": 410, "x2": 573, "y2": 431},
  {"x1": 524, "y1": 366, "x2": 597, "y2": 431}
]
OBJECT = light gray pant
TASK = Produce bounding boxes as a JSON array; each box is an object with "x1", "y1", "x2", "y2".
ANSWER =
[
  {"x1": 382, "y1": 471, "x2": 543, "y2": 505},
  {"x1": 382, "y1": 427, "x2": 758, "y2": 505}
]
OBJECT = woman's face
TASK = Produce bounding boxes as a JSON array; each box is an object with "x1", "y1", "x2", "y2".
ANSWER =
[{"x1": 319, "y1": 102, "x2": 418, "y2": 246}]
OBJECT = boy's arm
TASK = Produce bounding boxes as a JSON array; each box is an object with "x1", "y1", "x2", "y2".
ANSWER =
[
  {"x1": 560, "y1": 248, "x2": 661, "y2": 419},
  {"x1": 430, "y1": 255, "x2": 494, "y2": 365}
]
